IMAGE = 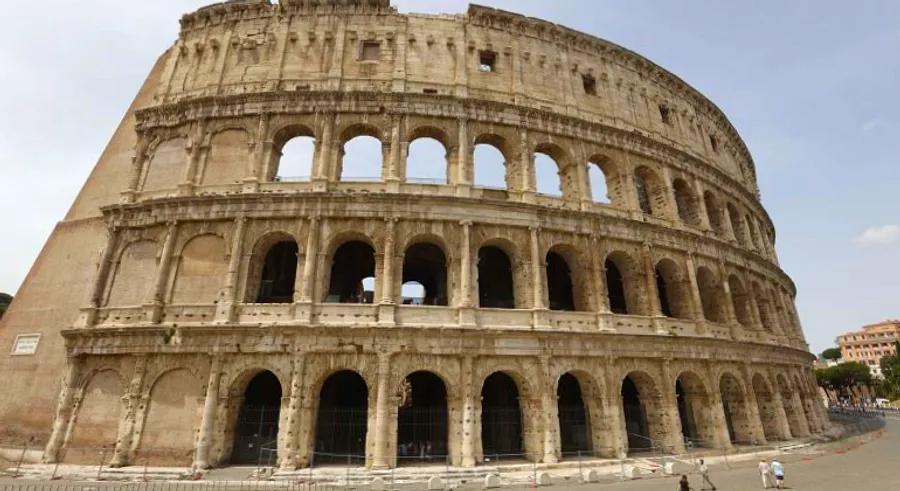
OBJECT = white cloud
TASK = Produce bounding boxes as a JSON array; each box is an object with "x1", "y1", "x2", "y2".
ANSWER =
[
  {"x1": 861, "y1": 118, "x2": 882, "y2": 132},
  {"x1": 856, "y1": 225, "x2": 900, "y2": 245}
]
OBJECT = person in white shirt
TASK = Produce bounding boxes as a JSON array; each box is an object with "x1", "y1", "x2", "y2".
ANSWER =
[
  {"x1": 697, "y1": 459, "x2": 716, "y2": 490},
  {"x1": 758, "y1": 460, "x2": 771, "y2": 488},
  {"x1": 770, "y1": 459, "x2": 785, "y2": 489}
]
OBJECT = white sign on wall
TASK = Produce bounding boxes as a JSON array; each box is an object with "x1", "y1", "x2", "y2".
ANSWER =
[{"x1": 11, "y1": 334, "x2": 40, "y2": 355}]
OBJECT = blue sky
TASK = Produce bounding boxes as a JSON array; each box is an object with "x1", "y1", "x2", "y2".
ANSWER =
[{"x1": 1, "y1": 1, "x2": 897, "y2": 354}]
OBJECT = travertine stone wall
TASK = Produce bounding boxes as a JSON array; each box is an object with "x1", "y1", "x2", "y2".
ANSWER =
[{"x1": 0, "y1": 0, "x2": 826, "y2": 471}]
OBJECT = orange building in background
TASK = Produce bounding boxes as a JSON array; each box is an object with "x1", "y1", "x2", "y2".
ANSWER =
[{"x1": 838, "y1": 320, "x2": 900, "y2": 377}]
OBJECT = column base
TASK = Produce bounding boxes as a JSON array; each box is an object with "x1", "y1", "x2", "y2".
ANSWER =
[
  {"x1": 378, "y1": 303, "x2": 396, "y2": 326},
  {"x1": 176, "y1": 182, "x2": 195, "y2": 197},
  {"x1": 214, "y1": 301, "x2": 235, "y2": 324},
  {"x1": 652, "y1": 316, "x2": 670, "y2": 335},
  {"x1": 385, "y1": 179, "x2": 401, "y2": 193},
  {"x1": 294, "y1": 301, "x2": 314, "y2": 324},
  {"x1": 74, "y1": 306, "x2": 98, "y2": 328},
  {"x1": 455, "y1": 183, "x2": 473, "y2": 198},
  {"x1": 143, "y1": 303, "x2": 164, "y2": 324},
  {"x1": 458, "y1": 306, "x2": 477, "y2": 328},
  {"x1": 242, "y1": 177, "x2": 260, "y2": 193},
  {"x1": 119, "y1": 189, "x2": 137, "y2": 204},
  {"x1": 532, "y1": 309, "x2": 551, "y2": 329}
]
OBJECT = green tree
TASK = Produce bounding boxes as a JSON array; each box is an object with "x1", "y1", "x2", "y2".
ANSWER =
[
  {"x1": 880, "y1": 342, "x2": 900, "y2": 399},
  {"x1": 0, "y1": 292, "x2": 11, "y2": 319},
  {"x1": 815, "y1": 361, "x2": 872, "y2": 393},
  {"x1": 821, "y1": 347, "x2": 842, "y2": 361}
]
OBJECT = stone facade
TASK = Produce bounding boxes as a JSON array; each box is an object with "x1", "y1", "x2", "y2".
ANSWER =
[{"x1": 0, "y1": 0, "x2": 826, "y2": 471}]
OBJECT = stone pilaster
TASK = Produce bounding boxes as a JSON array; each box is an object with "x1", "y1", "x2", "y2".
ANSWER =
[
  {"x1": 459, "y1": 356, "x2": 477, "y2": 467},
  {"x1": 296, "y1": 216, "x2": 321, "y2": 323},
  {"x1": 193, "y1": 355, "x2": 223, "y2": 469},
  {"x1": 280, "y1": 352, "x2": 307, "y2": 469},
  {"x1": 42, "y1": 355, "x2": 83, "y2": 463},
  {"x1": 215, "y1": 217, "x2": 246, "y2": 323},
  {"x1": 145, "y1": 221, "x2": 178, "y2": 324},
  {"x1": 371, "y1": 352, "x2": 394, "y2": 469},
  {"x1": 378, "y1": 218, "x2": 397, "y2": 326},
  {"x1": 539, "y1": 357, "x2": 559, "y2": 463},
  {"x1": 111, "y1": 355, "x2": 148, "y2": 467}
]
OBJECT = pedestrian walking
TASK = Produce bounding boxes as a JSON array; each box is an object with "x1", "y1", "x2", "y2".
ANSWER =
[
  {"x1": 698, "y1": 459, "x2": 716, "y2": 490},
  {"x1": 678, "y1": 474, "x2": 693, "y2": 491},
  {"x1": 771, "y1": 459, "x2": 785, "y2": 489},
  {"x1": 758, "y1": 459, "x2": 771, "y2": 488}
]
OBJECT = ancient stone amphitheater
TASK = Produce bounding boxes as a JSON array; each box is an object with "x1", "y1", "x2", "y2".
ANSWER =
[{"x1": 0, "y1": 0, "x2": 826, "y2": 472}]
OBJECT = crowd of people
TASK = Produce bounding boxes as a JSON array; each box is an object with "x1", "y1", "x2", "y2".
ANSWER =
[{"x1": 676, "y1": 458, "x2": 787, "y2": 490}]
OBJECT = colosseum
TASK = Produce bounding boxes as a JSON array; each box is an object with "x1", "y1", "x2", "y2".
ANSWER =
[{"x1": 0, "y1": 0, "x2": 827, "y2": 472}]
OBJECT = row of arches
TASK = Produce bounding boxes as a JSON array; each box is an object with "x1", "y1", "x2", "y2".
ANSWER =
[
  {"x1": 103, "y1": 227, "x2": 798, "y2": 337},
  {"x1": 136, "y1": 122, "x2": 771, "y2": 257},
  {"x1": 59, "y1": 361, "x2": 822, "y2": 467}
]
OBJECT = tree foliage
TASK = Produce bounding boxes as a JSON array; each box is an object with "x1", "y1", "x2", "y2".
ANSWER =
[
  {"x1": 815, "y1": 361, "x2": 873, "y2": 391},
  {"x1": 820, "y1": 347, "x2": 842, "y2": 360},
  {"x1": 880, "y1": 342, "x2": 900, "y2": 399}
]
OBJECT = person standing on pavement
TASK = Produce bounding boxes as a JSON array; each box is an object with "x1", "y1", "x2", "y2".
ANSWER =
[
  {"x1": 698, "y1": 459, "x2": 716, "y2": 490},
  {"x1": 758, "y1": 460, "x2": 771, "y2": 488},
  {"x1": 770, "y1": 459, "x2": 785, "y2": 489},
  {"x1": 678, "y1": 474, "x2": 693, "y2": 491}
]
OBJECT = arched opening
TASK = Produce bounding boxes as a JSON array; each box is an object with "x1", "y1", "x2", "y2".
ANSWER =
[
  {"x1": 728, "y1": 275, "x2": 752, "y2": 327},
  {"x1": 634, "y1": 173, "x2": 653, "y2": 215},
  {"x1": 406, "y1": 137, "x2": 448, "y2": 184},
  {"x1": 473, "y1": 143, "x2": 507, "y2": 189},
  {"x1": 401, "y1": 281, "x2": 425, "y2": 305},
  {"x1": 587, "y1": 163, "x2": 610, "y2": 204},
  {"x1": 402, "y1": 243, "x2": 448, "y2": 306},
  {"x1": 727, "y1": 203, "x2": 748, "y2": 246},
  {"x1": 327, "y1": 241, "x2": 376, "y2": 303},
  {"x1": 655, "y1": 259, "x2": 691, "y2": 319},
  {"x1": 478, "y1": 246, "x2": 514, "y2": 309},
  {"x1": 696, "y1": 267, "x2": 724, "y2": 323},
  {"x1": 673, "y1": 178, "x2": 700, "y2": 226},
  {"x1": 340, "y1": 135, "x2": 383, "y2": 181},
  {"x1": 315, "y1": 371, "x2": 369, "y2": 462},
  {"x1": 231, "y1": 371, "x2": 282, "y2": 465},
  {"x1": 546, "y1": 251, "x2": 575, "y2": 311},
  {"x1": 703, "y1": 191, "x2": 724, "y2": 236},
  {"x1": 605, "y1": 258, "x2": 628, "y2": 314},
  {"x1": 719, "y1": 373, "x2": 753, "y2": 444},
  {"x1": 276, "y1": 136, "x2": 315, "y2": 181},
  {"x1": 534, "y1": 152, "x2": 562, "y2": 196},
  {"x1": 675, "y1": 372, "x2": 715, "y2": 448},
  {"x1": 752, "y1": 374, "x2": 784, "y2": 441},
  {"x1": 621, "y1": 376, "x2": 650, "y2": 452},
  {"x1": 557, "y1": 373, "x2": 592, "y2": 455},
  {"x1": 753, "y1": 283, "x2": 774, "y2": 331},
  {"x1": 397, "y1": 371, "x2": 448, "y2": 462},
  {"x1": 480, "y1": 372, "x2": 524, "y2": 460},
  {"x1": 255, "y1": 241, "x2": 298, "y2": 303},
  {"x1": 776, "y1": 375, "x2": 808, "y2": 438},
  {"x1": 746, "y1": 215, "x2": 761, "y2": 250}
]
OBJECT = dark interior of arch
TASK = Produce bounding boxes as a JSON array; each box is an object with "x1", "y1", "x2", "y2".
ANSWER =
[
  {"x1": 546, "y1": 251, "x2": 576, "y2": 311},
  {"x1": 622, "y1": 376, "x2": 651, "y2": 451},
  {"x1": 675, "y1": 379, "x2": 699, "y2": 444},
  {"x1": 478, "y1": 246, "x2": 514, "y2": 309},
  {"x1": 655, "y1": 267, "x2": 674, "y2": 317},
  {"x1": 634, "y1": 174, "x2": 653, "y2": 214},
  {"x1": 232, "y1": 371, "x2": 282, "y2": 465},
  {"x1": 557, "y1": 373, "x2": 592, "y2": 454},
  {"x1": 704, "y1": 193, "x2": 723, "y2": 233},
  {"x1": 315, "y1": 370, "x2": 368, "y2": 461},
  {"x1": 402, "y1": 243, "x2": 448, "y2": 306},
  {"x1": 327, "y1": 241, "x2": 375, "y2": 303},
  {"x1": 481, "y1": 372, "x2": 523, "y2": 459},
  {"x1": 397, "y1": 371, "x2": 448, "y2": 461},
  {"x1": 605, "y1": 259, "x2": 628, "y2": 314},
  {"x1": 256, "y1": 241, "x2": 298, "y2": 303}
]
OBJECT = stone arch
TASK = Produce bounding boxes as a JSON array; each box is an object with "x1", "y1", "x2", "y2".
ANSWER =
[
  {"x1": 751, "y1": 281, "x2": 775, "y2": 333},
  {"x1": 170, "y1": 234, "x2": 228, "y2": 304},
  {"x1": 479, "y1": 370, "x2": 527, "y2": 460},
  {"x1": 545, "y1": 244, "x2": 578, "y2": 311},
  {"x1": 675, "y1": 370, "x2": 716, "y2": 447},
  {"x1": 621, "y1": 371, "x2": 667, "y2": 453},
  {"x1": 604, "y1": 250, "x2": 644, "y2": 316},
  {"x1": 727, "y1": 202, "x2": 749, "y2": 246},
  {"x1": 395, "y1": 370, "x2": 450, "y2": 460},
  {"x1": 141, "y1": 137, "x2": 187, "y2": 191},
  {"x1": 703, "y1": 190, "x2": 725, "y2": 236},
  {"x1": 243, "y1": 231, "x2": 300, "y2": 304},
  {"x1": 728, "y1": 274, "x2": 752, "y2": 328},
  {"x1": 337, "y1": 123, "x2": 385, "y2": 181},
  {"x1": 476, "y1": 238, "x2": 524, "y2": 309},
  {"x1": 324, "y1": 234, "x2": 378, "y2": 304},
  {"x1": 696, "y1": 266, "x2": 725, "y2": 323},
  {"x1": 271, "y1": 123, "x2": 316, "y2": 181},
  {"x1": 672, "y1": 178, "x2": 701, "y2": 226},
  {"x1": 106, "y1": 240, "x2": 158, "y2": 307},
  {"x1": 473, "y1": 133, "x2": 515, "y2": 190},
  {"x1": 718, "y1": 372, "x2": 754, "y2": 444},
  {"x1": 136, "y1": 368, "x2": 204, "y2": 465},
  {"x1": 65, "y1": 369, "x2": 125, "y2": 463},
  {"x1": 201, "y1": 129, "x2": 249, "y2": 186},
  {"x1": 225, "y1": 369, "x2": 285, "y2": 465},
  {"x1": 633, "y1": 165, "x2": 668, "y2": 217},
  {"x1": 556, "y1": 372, "x2": 593, "y2": 456},
  {"x1": 654, "y1": 258, "x2": 692, "y2": 319},
  {"x1": 406, "y1": 126, "x2": 451, "y2": 184},
  {"x1": 533, "y1": 142, "x2": 577, "y2": 200},
  {"x1": 775, "y1": 374, "x2": 809, "y2": 437},
  {"x1": 792, "y1": 372, "x2": 820, "y2": 434},
  {"x1": 312, "y1": 369, "x2": 370, "y2": 461},
  {"x1": 587, "y1": 154, "x2": 625, "y2": 206},
  {"x1": 752, "y1": 373, "x2": 786, "y2": 441},
  {"x1": 402, "y1": 239, "x2": 450, "y2": 306}
]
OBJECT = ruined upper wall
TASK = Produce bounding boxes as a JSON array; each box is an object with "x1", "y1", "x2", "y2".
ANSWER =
[{"x1": 156, "y1": 1, "x2": 760, "y2": 198}]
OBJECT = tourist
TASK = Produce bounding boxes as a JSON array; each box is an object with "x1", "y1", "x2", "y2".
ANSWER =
[
  {"x1": 698, "y1": 459, "x2": 716, "y2": 490},
  {"x1": 770, "y1": 459, "x2": 785, "y2": 489},
  {"x1": 677, "y1": 474, "x2": 693, "y2": 491},
  {"x1": 758, "y1": 459, "x2": 771, "y2": 488}
]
